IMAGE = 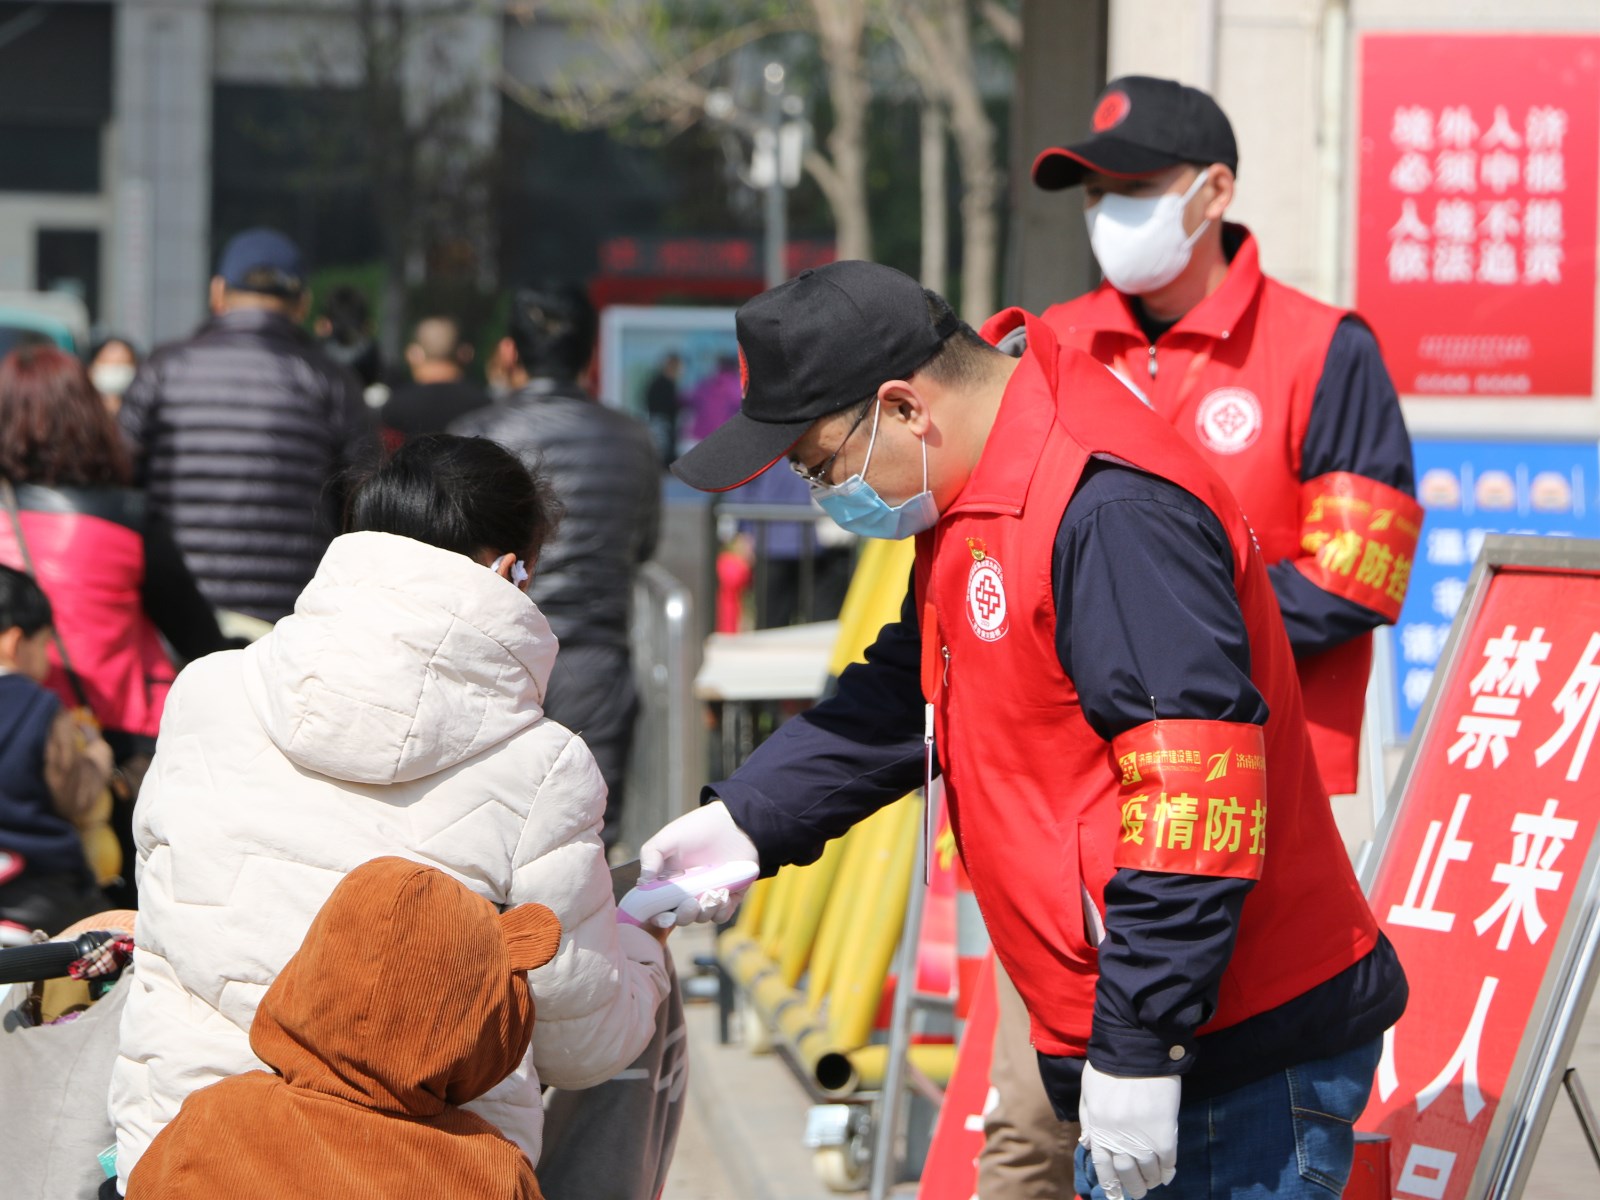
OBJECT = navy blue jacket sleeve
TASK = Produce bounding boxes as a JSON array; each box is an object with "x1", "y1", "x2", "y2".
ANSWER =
[
  {"x1": 1055, "y1": 460, "x2": 1265, "y2": 1079},
  {"x1": 714, "y1": 462, "x2": 1265, "y2": 1084},
  {"x1": 710, "y1": 579, "x2": 926, "y2": 873},
  {"x1": 1267, "y1": 316, "x2": 1417, "y2": 656}
]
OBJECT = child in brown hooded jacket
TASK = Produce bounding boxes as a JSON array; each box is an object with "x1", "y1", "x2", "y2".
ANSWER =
[{"x1": 126, "y1": 857, "x2": 562, "y2": 1199}]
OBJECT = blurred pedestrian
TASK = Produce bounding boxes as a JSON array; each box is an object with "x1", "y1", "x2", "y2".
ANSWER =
[
  {"x1": 453, "y1": 285, "x2": 660, "y2": 851},
  {"x1": 109, "y1": 435, "x2": 668, "y2": 1193},
  {"x1": 686, "y1": 353, "x2": 742, "y2": 443},
  {"x1": 85, "y1": 336, "x2": 140, "y2": 416},
  {"x1": 118, "y1": 228, "x2": 375, "y2": 626},
  {"x1": 126, "y1": 859, "x2": 561, "y2": 1200},
  {"x1": 643, "y1": 351, "x2": 683, "y2": 463},
  {"x1": 380, "y1": 315, "x2": 487, "y2": 446},
  {"x1": 0, "y1": 565, "x2": 115, "y2": 938},
  {"x1": 314, "y1": 284, "x2": 383, "y2": 391},
  {"x1": 0, "y1": 346, "x2": 229, "y2": 905}
]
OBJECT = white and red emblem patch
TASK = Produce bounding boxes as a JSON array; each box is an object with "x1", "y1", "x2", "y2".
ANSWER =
[
  {"x1": 966, "y1": 555, "x2": 1009, "y2": 642},
  {"x1": 1194, "y1": 387, "x2": 1263, "y2": 455}
]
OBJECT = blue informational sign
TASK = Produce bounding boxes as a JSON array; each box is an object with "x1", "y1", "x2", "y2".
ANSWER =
[{"x1": 1389, "y1": 438, "x2": 1600, "y2": 739}]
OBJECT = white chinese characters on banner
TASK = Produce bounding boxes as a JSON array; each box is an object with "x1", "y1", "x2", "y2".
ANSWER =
[
  {"x1": 1534, "y1": 632, "x2": 1600, "y2": 781},
  {"x1": 1389, "y1": 793, "x2": 1474, "y2": 931},
  {"x1": 1447, "y1": 625, "x2": 1550, "y2": 768},
  {"x1": 1472, "y1": 799, "x2": 1577, "y2": 949},
  {"x1": 1415, "y1": 975, "x2": 1498, "y2": 1120},
  {"x1": 1386, "y1": 103, "x2": 1569, "y2": 285}
]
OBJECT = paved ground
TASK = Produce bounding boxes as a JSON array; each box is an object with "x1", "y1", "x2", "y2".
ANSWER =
[{"x1": 662, "y1": 926, "x2": 841, "y2": 1200}]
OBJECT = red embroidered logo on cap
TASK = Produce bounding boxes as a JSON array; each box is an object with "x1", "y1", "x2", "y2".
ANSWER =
[
  {"x1": 1092, "y1": 90, "x2": 1131, "y2": 131},
  {"x1": 737, "y1": 346, "x2": 750, "y2": 397}
]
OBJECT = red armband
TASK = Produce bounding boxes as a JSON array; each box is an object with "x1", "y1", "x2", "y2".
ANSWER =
[
  {"x1": 1293, "y1": 472, "x2": 1424, "y2": 622},
  {"x1": 1111, "y1": 720, "x2": 1268, "y2": 880}
]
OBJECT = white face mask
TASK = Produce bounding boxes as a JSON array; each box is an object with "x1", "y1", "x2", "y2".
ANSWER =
[
  {"x1": 1084, "y1": 169, "x2": 1213, "y2": 295},
  {"x1": 90, "y1": 363, "x2": 136, "y2": 397}
]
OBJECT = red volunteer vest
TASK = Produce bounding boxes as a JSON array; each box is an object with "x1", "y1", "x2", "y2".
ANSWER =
[
  {"x1": 1042, "y1": 226, "x2": 1420, "y2": 794},
  {"x1": 0, "y1": 487, "x2": 177, "y2": 737},
  {"x1": 917, "y1": 312, "x2": 1378, "y2": 1057}
]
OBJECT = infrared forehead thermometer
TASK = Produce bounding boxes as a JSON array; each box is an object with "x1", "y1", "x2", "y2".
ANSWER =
[{"x1": 618, "y1": 861, "x2": 759, "y2": 927}]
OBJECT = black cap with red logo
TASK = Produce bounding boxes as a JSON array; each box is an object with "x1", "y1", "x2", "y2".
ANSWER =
[
  {"x1": 1032, "y1": 75, "x2": 1238, "y2": 191},
  {"x1": 670, "y1": 260, "x2": 961, "y2": 493}
]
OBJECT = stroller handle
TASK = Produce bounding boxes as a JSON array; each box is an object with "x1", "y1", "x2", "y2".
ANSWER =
[{"x1": 0, "y1": 931, "x2": 115, "y2": 984}]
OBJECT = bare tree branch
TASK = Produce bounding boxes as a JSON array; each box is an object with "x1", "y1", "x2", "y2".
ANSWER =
[{"x1": 979, "y1": 0, "x2": 1021, "y2": 50}]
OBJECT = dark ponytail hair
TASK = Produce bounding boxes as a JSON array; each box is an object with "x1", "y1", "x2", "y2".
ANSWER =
[{"x1": 342, "y1": 434, "x2": 562, "y2": 566}]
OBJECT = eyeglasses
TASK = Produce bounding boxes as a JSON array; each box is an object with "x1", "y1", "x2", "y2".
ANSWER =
[{"x1": 789, "y1": 400, "x2": 874, "y2": 488}]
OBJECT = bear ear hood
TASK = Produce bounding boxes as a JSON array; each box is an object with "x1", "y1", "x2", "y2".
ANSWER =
[
  {"x1": 248, "y1": 857, "x2": 561, "y2": 1116},
  {"x1": 243, "y1": 532, "x2": 559, "y2": 785}
]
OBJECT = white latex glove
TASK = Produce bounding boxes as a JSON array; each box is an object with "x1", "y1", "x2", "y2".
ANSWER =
[
  {"x1": 638, "y1": 801, "x2": 760, "y2": 926},
  {"x1": 1078, "y1": 1061, "x2": 1181, "y2": 1200}
]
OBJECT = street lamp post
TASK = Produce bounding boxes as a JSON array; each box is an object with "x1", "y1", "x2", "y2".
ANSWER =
[
  {"x1": 710, "y1": 63, "x2": 808, "y2": 289},
  {"x1": 762, "y1": 62, "x2": 787, "y2": 288}
]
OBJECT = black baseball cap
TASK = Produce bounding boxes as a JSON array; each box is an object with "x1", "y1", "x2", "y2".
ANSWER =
[
  {"x1": 1032, "y1": 75, "x2": 1238, "y2": 191},
  {"x1": 671, "y1": 261, "x2": 961, "y2": 493}
]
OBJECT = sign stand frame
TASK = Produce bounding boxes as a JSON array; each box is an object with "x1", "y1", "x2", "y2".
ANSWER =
[
  {"x1": 1563, "y1": 1069, "x2": 1600, "y2": 1176},
  {"x1": 1360, "y1": 534, "x2": 1600, "y2": 1198}
]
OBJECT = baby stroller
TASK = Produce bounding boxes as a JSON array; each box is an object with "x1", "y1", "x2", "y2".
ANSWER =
[{"x1": 0, "y1": 921, "x2": 134, "y2": 1200}]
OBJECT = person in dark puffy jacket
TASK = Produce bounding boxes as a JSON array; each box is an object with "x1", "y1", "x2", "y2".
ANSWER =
[
  {"x1": 452, "y1": 284, "x2": 660, "y2": 849},
  {"x1": 118, "y1": 228, "x2": 377, "y2": 624}
]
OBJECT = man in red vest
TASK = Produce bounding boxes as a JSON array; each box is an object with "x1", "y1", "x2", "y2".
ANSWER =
[
  {"x1": 978, "y1": 78, "x2": 1424, "y2": 1199},
  {"x1": 644, "y1": 261, "x2": 1406, "y2": 1200}
]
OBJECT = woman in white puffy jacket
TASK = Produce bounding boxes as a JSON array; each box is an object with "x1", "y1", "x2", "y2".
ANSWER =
[{"x1": 108, "y1": 434, "x2": 670, "y2": 1193}]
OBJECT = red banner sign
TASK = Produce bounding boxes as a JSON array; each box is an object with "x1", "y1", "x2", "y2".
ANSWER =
[
  {"x1": 920, "y1": 953, "x2": 998, "y2": 1200},
  {"x1": 1359, "y1": 551, "x2": 1600, "y2": 1197},
  {"x1": 1355, "y1": 35, "x2": 1600, "y2": 398}
]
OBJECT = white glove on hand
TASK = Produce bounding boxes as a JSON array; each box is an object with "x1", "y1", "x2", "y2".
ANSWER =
[
  {"x1": 638, "y1": 801, "x2": 759, "y2": 926},
  {"x1": 1079, "y1": 1061, "x2": 1181, "y2": 1200}
]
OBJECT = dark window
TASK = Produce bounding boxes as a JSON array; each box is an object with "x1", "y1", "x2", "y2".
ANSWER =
[
  {"x1": 211, "y1": 83, "x2": 380, "y2": 269},
  {"x1": 0, "y1": 124, "x2": 100, "y2": 193},
  {"x1": 0, "y1": 2, "x2": 113, "y2": 124},
  {"x1": 36, "y1": 228, "x2": 100, "y2": 321}
]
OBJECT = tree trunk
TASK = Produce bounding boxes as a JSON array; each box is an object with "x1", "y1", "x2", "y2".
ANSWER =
[
  {"x1": 949, "y1": 84, "x2": 1000, "y2": 322},
  {"x1": 920, "y1": 102, "x2": 948, "y2": 294},
  {"x1": 937, "y1": 0, "x2": 1001, "y2": 322},
  {"x1": 809, "y1": 0, "x2": 872, "y2": 261}
]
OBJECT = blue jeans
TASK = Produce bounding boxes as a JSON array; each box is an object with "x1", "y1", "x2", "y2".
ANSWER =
[{"x1": 1074, "y1": 1039, "x2": 1382, "y2": 1200}]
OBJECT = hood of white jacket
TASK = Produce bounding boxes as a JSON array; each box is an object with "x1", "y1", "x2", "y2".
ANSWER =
[{"x1": 242, "y1": 531, "x2": 559, "y2": 785}]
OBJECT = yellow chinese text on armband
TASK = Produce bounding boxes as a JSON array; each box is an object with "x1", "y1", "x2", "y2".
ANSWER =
[
  {"x1": 1112, "y1": 719, "x2": 1268, "y2": 880},
  {"x1": 1295, "y1": 472, "x2": 1424, "y2": 622}
]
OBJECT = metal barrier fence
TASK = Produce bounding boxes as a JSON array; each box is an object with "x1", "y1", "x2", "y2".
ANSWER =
[
  {"x1": 622, "y1": 561, "x2": 700, "y2": 855},
  {"x1": 716, "y1": 500, "x2": 853, "y2": 630}
]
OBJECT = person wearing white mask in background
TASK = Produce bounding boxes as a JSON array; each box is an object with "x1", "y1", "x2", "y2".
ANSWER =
[
  {"x1": 86, "y1": 336, "x2": 140, "y2": 415},
  {"x1": 965, "y1": 75, "x2": 1422, "y2": 1200}
]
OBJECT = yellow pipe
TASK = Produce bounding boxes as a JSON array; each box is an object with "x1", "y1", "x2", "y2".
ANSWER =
[
  {"x1": 846, "y1": 1043, "x2": 957, "y2": 1091},
  {"x1": 718, "y1": 930, "x2": 771, "y2": 989},
  {"x1": 775, "y1": 834, "x2": 850, "y2": 986},
  {"x1": 759, "y1": 864, "x2": 802, "y2": 958},
  {"x1": 824, "y1": 797, "x2": 919, "y2": 1051},
  {"x1": 807, "y1": 801, "x2": 902, "y2": 1012},
  {"x1": 805, "y1": 821, "x2": 875, "y2": 1009},
  {"x1": 735, "y1": 876, "x2": 771, "y2": 934},
  {"x1": 717, "y1": 798, "x2": 929, "y2": 1099}
]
